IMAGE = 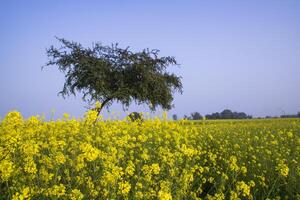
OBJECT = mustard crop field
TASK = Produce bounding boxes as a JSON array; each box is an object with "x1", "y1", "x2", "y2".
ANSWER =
[{"x1": 0, "y1": 111, "x2": 299, "y2": 200}]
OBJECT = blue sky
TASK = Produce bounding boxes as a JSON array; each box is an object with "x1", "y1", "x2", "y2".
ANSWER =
[{"x1": 0, "y1": 0, "x2": 299, "y2": 119}]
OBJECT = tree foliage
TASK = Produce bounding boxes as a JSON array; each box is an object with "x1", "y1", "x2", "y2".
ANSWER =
[
  {"x1": 128, "y1": 112, "x2": 143, "y2": 122},
  {"x1": 183, "y1": 112, "x2": 203, "y2": 120},
  {"x1": 45, "y1": 38, "x2": 183, "y2": 114},
  {"x1": 172, "y1": 114, "x2": 178, "y2": 121},
  {"x1": 190, "y1": 112, "x2": 203, "y2": 120}
]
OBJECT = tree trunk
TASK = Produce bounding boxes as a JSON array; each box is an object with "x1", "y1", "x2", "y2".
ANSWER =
[{"x1": 95, "y1": 97, "x2": 112, "y2": 116}]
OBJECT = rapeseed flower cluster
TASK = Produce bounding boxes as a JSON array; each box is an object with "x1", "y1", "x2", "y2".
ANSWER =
[{"x1": 0, "y1": 111, "x2": 299, "y2": 199}]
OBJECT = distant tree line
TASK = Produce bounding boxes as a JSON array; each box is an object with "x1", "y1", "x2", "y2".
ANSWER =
[
  {"x1": 183, "y1": 112, "x2": 203, "y2": 120},
  {"x1": 173, "y1": 110, "x2": 300, "y2": 120},
  {"x1": 176, "y1": 109, "x2": 252, "y2": 120},
  {"x1": 265, "y1": 112, "x2": 300, "y2": 119},
  {"x1": 280, "y1": 112, "x2": 300, "y2": 118},
  {"x1": 205, "y1": 109, "x2": 252, "y2": 120}
]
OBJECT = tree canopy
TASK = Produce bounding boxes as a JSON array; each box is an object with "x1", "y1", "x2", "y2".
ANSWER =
[
  {"x1": 45, "y1": 38, "x2": 183, "y2": 115},
  {"x1": 190, "y1": 112, "x2": 203, "y2": 120},
  {"x1": 183, "y1": 112, "x2": 203, "y2": 120}
]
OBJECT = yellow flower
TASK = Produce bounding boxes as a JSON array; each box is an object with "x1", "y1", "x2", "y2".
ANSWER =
[
  {"x1": 236, "y1": 181, "x2": 251, "y2": 197},
  {"x1": 229, "y1": 191, "x2": 240, "y2": 200},
  {"x1": 0, "y1": 111, "x2": 299, "y2": 199},
  {"x1": 286, "y1": 131, "x2": 293, "y2": 138},
  {"x1": 39, "y1": 166, "x2": 54, "y2": 183},
  {"x1": 158, "y1": 190, "x2": 172, "y2": 200},
  {"x1": 95, "y1": 101, "x2": 102, "y2": 109},
  {"x1": 55, "y1": 152, "x2": 66, "y2": 164},
  {"x1": 241, "y1": 166, "x2": 247, "y2": 174},
  {"x1": 22, "y1": 142, "x2": 39, "y2": 156},
  {"x1": 47, "y1": 184, "x2": 66, "y2": 197},
  {"x1": 141, "y1": 150, "x2": 150, "y2": 160},
  {"x1": 136, "y1": 182, "x2": 143, "y2": 189},
  {"x1": 63, "y1": 113, "x2": 70, "y2": 120},
  {"x1": 207, "y1": 193, "x2": 225, "y2": 200},
  {"x1": 80, "y1": 143, "x2": 100, "y2": 162},
  {"x1": 181, "y1": 144, "x2": 197, "y2": 157},
  {"x1": 0, "y1": 159, "x2": 14, "y2": 181},
  {"x1": 84, "y1": 109, "x2": 98, "y2": 123},
  {"x1": 162, "y1": 111, "x2": 168, "y2": 120},
  {"x1": 125, "y1": 161, "x2": 135, "y2": 176},
  {"x1": 208, "y1": 177, "x2": 214, "y2": 183},
  {"x1": 119, "y1": 181, "x2": 131, "y2": 196},
  {"x1": 276, "y1": 161, "x2": 289, "y2": 177},
  {"x1": 70, "y1": 189, "x2": 84, "y2": 200},
  {"x1": 229, "y1": 156, "x2": 239, "y2": 172},
  {"x1": 24, "y1": 157, "x2": 37, "y2": 174},
  {"x1": 2, "y1": 111, "x2": 23, "y2": 128},
  {"x1": 12, "y1": 187, "x2": 31, "y2": 200},
  {"x1": 151, "y1": 163, "x2": 161, "y2": 175}
]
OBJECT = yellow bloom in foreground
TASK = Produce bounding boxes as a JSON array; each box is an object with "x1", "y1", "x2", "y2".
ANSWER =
[
  {"x1": 80, "y1": 143, "x2": 100, "y2": 162},
  {"x1": 158, "y1": 190, "x2": 172, "y2": 200},
  {"x1": 39, "y1": 167, "x2": 54, "y2": 183},
  {"x1": 229, "y1": 156, "x2": 239, "y2": 172},
  {"x1": 12, "y1": 187, "x2": 30, "y2": 200},
  {"x1": 0, "y1": 111, "x2": 299, "y2": 199},
  {"x1": 207, "y1": 193, "x2": 225, "y2": 200},
  {"x1": 276, "y1": 161, "x2": 289, "y2": 177},
  {"x1": 241, "y1": 166, "x2": 247, "y2": 175},
  {"x1": 151, "y1": 163, "x2": 161, "y2": 175},
  {"x1": 229, "y1": 191, "x2": 239, "y2": 200},
  {"x1": 287, "y1": 131, "x2": 293, "y2": 138},
  {"x1": 0, "y1": 160, "x2": 14, "y2": 181},
  {"x1": 236, "y1": 181, "x2": 251, "y2": 197},
  {"x1": 55, "y1": 152, "x2": 66, "y2": 164},
  {"x1": 70, "y1": 189, "x2": 84, "y2": 200},
  {"x1": 47, "y1": 184, "x2": 66, "y2": 197},
  {"x1": 24, "y1": 157, "x2": 37, "y2": 174},
  {"x1": 125, "y1": 161, "x2": 135, "y2": 176},
  {"x1": 21, "y1": 187, "x2": 31, "y2": 199},
  {"x1": 84, "y1": 110, "x2": 98, "y2": 123},
  {"x1": 119, "y1": 181, "x2": 131, "y2": 196}
]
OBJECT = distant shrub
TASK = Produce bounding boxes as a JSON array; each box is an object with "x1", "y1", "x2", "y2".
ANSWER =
[{"x1": 128, "y1": 112, "x2": 143, "y2": 122}]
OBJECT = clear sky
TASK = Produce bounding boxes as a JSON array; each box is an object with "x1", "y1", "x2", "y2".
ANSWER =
[{"x1": 0, "y1": 0, "x2": 299, "y2": 119}]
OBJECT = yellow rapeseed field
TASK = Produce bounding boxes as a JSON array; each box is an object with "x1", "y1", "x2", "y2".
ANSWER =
[{"x1": 0, "y1": 110, "x2": 299, "y2": 199}]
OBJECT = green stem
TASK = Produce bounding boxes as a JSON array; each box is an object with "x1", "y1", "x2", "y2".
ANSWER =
[{"x1": 265, "y1": 176, "x2": 279, "y2": 199}]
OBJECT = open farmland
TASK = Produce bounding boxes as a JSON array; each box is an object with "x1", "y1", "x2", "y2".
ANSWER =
[{"x1": 0, "y1": 111, "x2": 299, "y2": 199}]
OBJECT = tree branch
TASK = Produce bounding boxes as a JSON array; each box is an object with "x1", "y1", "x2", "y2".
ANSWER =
[{"x1": 95, "y1": 97, "x2": 113, "y2": 116}]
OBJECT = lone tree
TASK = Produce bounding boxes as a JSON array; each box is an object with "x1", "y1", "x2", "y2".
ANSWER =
[
  {"x1": 190, "y1": 112, "x2": 203, "y2": 120},
  {"x1": 172, "y1": 114, "x2": 178, "y2": 121},
  {"x1": 45, "y1": 38, "x2": 183, "y2": 115}
]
